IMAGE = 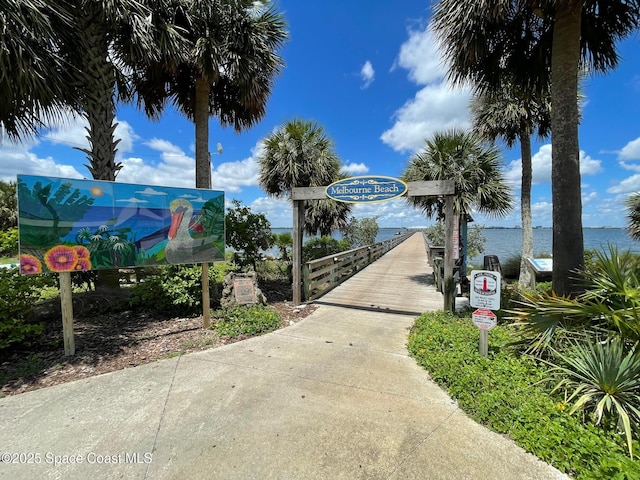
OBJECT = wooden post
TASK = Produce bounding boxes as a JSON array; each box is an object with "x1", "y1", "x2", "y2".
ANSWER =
[
  {"x1": 59, "y1": 272, "x2": 75, "y2": 356},
  {"x1": 444, "y1": 196, "x2": 455, "y2": 312},
  {"x1": 292, "y1": 199, "x2": 304, "y2": 305},
  {"x1": 202, "y1": 263, "x2": 211, "y2": 328}
]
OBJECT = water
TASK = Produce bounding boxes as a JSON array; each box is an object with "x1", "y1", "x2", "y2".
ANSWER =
[
  {"x1": 471, "y1": 228, "x2": 640, "y2": 265},
  {"x1": 271, "y1": 227, "x2": 640, "y2": 265}
]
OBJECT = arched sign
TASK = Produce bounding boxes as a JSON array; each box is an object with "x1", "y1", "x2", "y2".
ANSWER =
[{"x1": 325, "y1": 176, "x2": 408, "y2": 203}]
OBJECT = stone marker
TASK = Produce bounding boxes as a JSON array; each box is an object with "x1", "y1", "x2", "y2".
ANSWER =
[{"x1": 221, "y1": 272, "x2": 267, "y2": 308}]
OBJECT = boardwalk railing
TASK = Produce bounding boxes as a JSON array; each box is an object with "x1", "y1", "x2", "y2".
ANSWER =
[{"x1": 302, "y1": 232, "x2": 413, "y2": 301}]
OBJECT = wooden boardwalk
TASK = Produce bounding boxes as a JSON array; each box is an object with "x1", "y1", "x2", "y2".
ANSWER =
[{"x1": 313, "y1": 232, "x2": 454, "y2": 315}]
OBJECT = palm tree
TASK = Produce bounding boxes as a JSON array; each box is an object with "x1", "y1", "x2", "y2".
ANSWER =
[
  {"x1": 258, "y1": 119, "x2": 343, "y2": 197},
  {"x1": 0, "y1": 0, "x2": 76, "y2": 140},
  {"x1": 258, "y1": 118, "x2": 352, "y2": 235},
  {"x1": 431, "y1": 0, "x2": 640, "y2": 295},
  {"x1": 471, "y1": 83, "x2": 551, "y2": 288},
  {"x1": 402, "y1": 128, "x2": 513, "y2": 278},
  {"x1": 402, "y1": 128, "x2": 513, "y2": 222},
  {"x1": 134, "y1": 0, "x2": 287, "y2": 189},
  {"x1": 626, "y1": 192, "x2": 640, "y2": 240},
  {"x1": 304, "y1": 199, "x2": 351, "y2": 237}
]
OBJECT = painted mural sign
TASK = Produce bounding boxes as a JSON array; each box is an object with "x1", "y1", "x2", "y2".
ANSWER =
[
  {"x1": 325, "y1": 176, "x2": 408, "y2": 203},
  {"x1": 17, "y1": 175, "x2": 225, "y2": 275}
]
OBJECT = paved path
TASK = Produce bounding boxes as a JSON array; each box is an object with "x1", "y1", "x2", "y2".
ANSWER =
[{"x1": 0, "y1": 233, "x2": 568, "y2": 479}]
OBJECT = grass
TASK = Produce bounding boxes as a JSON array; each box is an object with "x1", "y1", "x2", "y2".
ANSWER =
[{"x1": 408, "y1": 310, "x2": 640, "y2": 479}]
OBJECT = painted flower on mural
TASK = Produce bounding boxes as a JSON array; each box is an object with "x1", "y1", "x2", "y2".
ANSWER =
[
  {"x1": 191, "y1": 223, "x2": 205, "y2": 234},
  {"x1": 72, "y1": 245, "x2": 90, "y2": 259},
  {"x1": 74, "y1": 258, "x2": 92, "y2": 270},
  {"x1": 44, "y1": 245, "x2": 78, "y2": 272},
  {"x1": 19, "y1": 254, "x2": 42, "y2": 274}
]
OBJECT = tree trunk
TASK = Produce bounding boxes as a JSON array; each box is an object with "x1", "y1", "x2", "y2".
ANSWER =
[
  {"x1": 194, "y1": 77, "x2": 212, "y2": 189},
  {"x1": 77, "y1": 10, "x2": 121, "y2": 291},
  {"x1": 76, "y1": 11, "x2": 121, "y2": 182},
  {"x1": 518, "y1": 131, "x2": 534, "y2": 288},
  {"x1": 550, "y1": 5, "x2": 584, "y2": 296}
]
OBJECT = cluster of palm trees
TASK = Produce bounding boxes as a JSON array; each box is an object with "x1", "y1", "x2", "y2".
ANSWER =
[
  {"x1": 2, "y1": 0, "x2": 287, "y2": 187},
  {"x1": 430, "y1": 0, "x2": 640, "y2": 296}
]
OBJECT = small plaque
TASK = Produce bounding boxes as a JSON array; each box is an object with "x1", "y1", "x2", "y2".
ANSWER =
[{"x1": 233, "y1": 277, "x2": 258, "y2": 305}]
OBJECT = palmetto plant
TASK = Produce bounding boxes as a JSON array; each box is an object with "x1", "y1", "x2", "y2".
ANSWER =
[
  {"x1": 509, "y1": 245, "x2": 640, "y2": 354},
  {"x1": 546, "y1": 338, "x2": 640, "y2": 457}
]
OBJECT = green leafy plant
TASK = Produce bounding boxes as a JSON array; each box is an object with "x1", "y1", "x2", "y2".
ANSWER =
[
  {"x1": 0, "y1": 268, "x2": 55, "y2": 350},
  {"x1": 225, "y1": 199, "x2": 273, "y2": 270},
  {"x1": 508, "y1": 246, "x2": 640, "y2": 355},
  {"x1": 340, "y1": 216, "x2": 379, "y2": 247},
  {"x1": 302, "y1": 236, "x2": 350, "y2": 261},
  {"x1": 408, "y1": 310, "x2": 640, "y2": 478},
  {"x1": 0, "y1": 227, "x2": 18, "y2": 257},
  {"x1": 546, "y1": 338, "x2": 640, "y2": 457},
  {"x1": 213, "y1": 304, "x2": 281, "y2": 338},
  {"x1": 129, "y1": 265, "x2": 218, "y2": 316}
]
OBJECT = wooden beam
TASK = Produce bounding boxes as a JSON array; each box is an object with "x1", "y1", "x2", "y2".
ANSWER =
[
  {"x1": 443, "y1": 196, "x2": 455, "y2": 312},
  {"x1": 202, "y1": 263, "x2": 211, "y2": 328},
  {"x1": 292, "y1": 186, "x2": 326, "y2": 201},
  {"x1": 406, "y1": 180, "x2": 455, "y2": 197},
  {"x1": 59, "y1": 272, "x2": 75, "y2": 356},
  {"x1": 292, "y1": 199, "x2": 305, "y2": 305}
]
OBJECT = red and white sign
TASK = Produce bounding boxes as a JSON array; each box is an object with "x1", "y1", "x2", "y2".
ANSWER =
[{"x1": 472, "y1": 308, "x2": 497, "y2": 331}]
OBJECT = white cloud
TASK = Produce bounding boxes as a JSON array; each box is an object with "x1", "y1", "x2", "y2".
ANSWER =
[
  {"x1": 503, "y1": 144, "x2": 603, "y2": 188},
  {"x1": 607, "y1": 174, "x2": 640, "y2": 194},
  {"x1": 44, "y1": 113, "x2": 136, "y2": 155},
  {"x1": 250, "y1": 196, "x2": 291, "y2": 227},
  {"x1": 213, "y1": 157, "x2": 260, "y2": 192},
  {"x1": 0, "y1": 140, "x2": 83, "y2": 182},
  {"x1": 382, "y1": 23, "x2": 470, "y2": 154},
  {"x1": 392, "y1": 26, "x2": 447, "y2": 85},
  {"x1": 342, "y1": 162, "x2": 369, "y2": 175},
  {"x1": 619, "y1": 137, "x2": 640, "y2": 160},
  {"x1": 360, "y1": 61, "x2": 375, "y2": 89},
  {"x1": 380, "y1": 83, "x2": 471, "y2": 153}
]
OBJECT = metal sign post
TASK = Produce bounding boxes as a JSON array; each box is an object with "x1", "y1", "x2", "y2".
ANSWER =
[{"x1": 470, "y1": 270, "x2": 501, "y2": 357}]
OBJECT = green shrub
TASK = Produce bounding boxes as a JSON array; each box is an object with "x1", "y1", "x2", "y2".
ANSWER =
[
  {"x1": 0, "y1": 227, "x2": 18, "y2": 257},
  {"x1": 213, "y1": 304, "x2": 281, "y2": 338},
  {"x1": 408, "y1": 311, "x2": 640, "y2": 479},
  {"x1": 0, "y1": 268, "x2": 54, "y2": 350},
  {"x1": 303, "y1": 236, "x2": 350, "y2": 261},
  {"x1": 129, "y1": 264, "x2": 219, "y2": 316}
]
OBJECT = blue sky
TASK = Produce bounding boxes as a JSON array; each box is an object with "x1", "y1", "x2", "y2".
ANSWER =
[{"x1": 2, "y1": 0, "x2": 640, "y2": 229}]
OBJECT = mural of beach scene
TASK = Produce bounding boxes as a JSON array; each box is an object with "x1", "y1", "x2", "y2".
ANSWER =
[{"x1": 17, "y1": 175, "x2": 225, "y2": 275}]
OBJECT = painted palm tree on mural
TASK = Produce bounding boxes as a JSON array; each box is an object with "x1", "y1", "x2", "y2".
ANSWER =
[
  {"x1": 431, "y1": 0, "x2": 640, "y2": 295},
  {"x1": 471, "y1": 83, "x2": 551, "y2": 288}
]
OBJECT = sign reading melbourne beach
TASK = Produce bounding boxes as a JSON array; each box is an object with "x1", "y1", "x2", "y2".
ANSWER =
[{"x1": 325, "y1": 176, "x2": 408, "y2": 203}]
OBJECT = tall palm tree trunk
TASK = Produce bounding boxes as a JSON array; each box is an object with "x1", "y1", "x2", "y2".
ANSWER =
[
  {"x1": 76, "y1": 10, "x2": 121, "y2": 290},
  {"x1": 76, "y1": 11, "x2": 121, "y2": 182},
  {"x1": 194, "y1": 77, "x2": 211, "y2": 189},
  {"x1": 519, "y1": 131, "x2": 534, "y2": 288},
  {"x1": 551, "y1": 5, "x2": 584, "y2": 296}
]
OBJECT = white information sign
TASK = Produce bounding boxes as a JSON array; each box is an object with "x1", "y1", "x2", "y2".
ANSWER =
[
  {"x1": 470, "y1": 270, "x2": 501, "y2": 310},
  {"x1": 472, "y1": 308, "x2": 497, "y2": 331}
]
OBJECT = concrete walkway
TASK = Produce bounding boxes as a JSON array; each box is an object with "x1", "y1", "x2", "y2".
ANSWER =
[{"x1": 0, "y1": 234, "x2": 568, "y2": 479}]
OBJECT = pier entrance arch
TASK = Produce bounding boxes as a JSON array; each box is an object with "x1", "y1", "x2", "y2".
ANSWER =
[{"x1": 290, "y1": 178, "x2": 457, "y2": 311}]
